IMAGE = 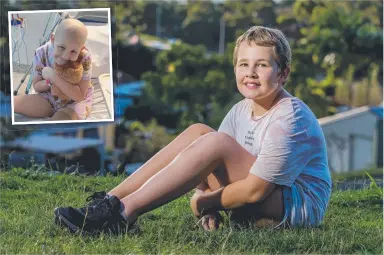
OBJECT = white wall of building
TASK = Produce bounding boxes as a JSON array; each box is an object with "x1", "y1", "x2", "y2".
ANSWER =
[{"x1": 319, "y1": 108, "x2": 378, "y2": 173}]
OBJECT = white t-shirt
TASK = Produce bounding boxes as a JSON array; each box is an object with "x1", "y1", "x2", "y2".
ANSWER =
[{"x1": 218, "y1": 97, "x2": 331, "y2": 188}]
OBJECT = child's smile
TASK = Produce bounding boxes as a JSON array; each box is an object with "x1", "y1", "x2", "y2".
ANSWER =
[
  {"x1": 51, "y1": 20, "x2": 88, "y2": 66},
  {"x1": 53, "y1": 39, "x2": 83, "y2": 65},
  {"x1": 244, "y1": 80, "x2": 261, "y2": 89},
  {"x1": 235, "y1": 42, "x2": 281, "y2": 101}
]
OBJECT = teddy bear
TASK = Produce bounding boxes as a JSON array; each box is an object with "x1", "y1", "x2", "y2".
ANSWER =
[
  {"x1": 52, "y1": 55, "x2": 84, "y2": 105},
  {"x1": 41, "y1": 52, "x2": 85, "y2": 106}
]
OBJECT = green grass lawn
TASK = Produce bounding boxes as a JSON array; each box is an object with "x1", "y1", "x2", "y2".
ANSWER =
[
  {"x1": 1, "y1": 168, "x2": 382, "y2": 254},
  {"x1": 331, "y1": 167, "x2": 383, "y2": 183}
]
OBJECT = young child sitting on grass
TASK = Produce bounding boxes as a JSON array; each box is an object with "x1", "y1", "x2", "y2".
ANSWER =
[
  {"x1": 54, "y1": 26, "x2": 332, "y2": 233},
  {"x1": 14, "y1": 18, "x2": 93, "y2": 121}
]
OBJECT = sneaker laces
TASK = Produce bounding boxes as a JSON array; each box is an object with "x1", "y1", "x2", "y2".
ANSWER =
[
  {"x1": 86, "y1": 191, "x2": 107, "y2": 206},
  {"x1": 93, "y1": 196, "x2": 121, "y2": 216},
  {"x1": 95, "y1": 198, "x2": 112, "y2": 214}
]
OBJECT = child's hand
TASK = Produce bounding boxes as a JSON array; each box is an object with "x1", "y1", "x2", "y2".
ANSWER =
[
  {"x1": 35, "y1": 65, "x2": 44, "y2": 76},
  {"x1": 51, "y1": 84, "x2": 69, "y2": 100},
  {"x1": 197, "y1": 212, "x2": 223, "y2": 231},
  {"x1": 42, "y1": 67, "x2": 54, "y2": 80}
]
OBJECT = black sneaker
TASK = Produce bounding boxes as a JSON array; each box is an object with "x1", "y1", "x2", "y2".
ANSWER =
[
  {"x1": 54, "y1": 195, "x2": 129, "y2": 234},
  {"x1": 53, "y1": 190, "x2": 107, "y2": 232},
  {"x1": 85, "y1": 191, "x2": 107, "y2": 206}
]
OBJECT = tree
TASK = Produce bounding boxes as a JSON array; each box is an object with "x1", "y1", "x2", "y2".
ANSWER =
[
  {"x1": 222, "y1": 0, "x2": 277, "y2": 42},
  {"x1": 180, "y1": 0, "x2": 278, "y2": 52},
  {"x1": 351, "y1": 63, "x2": 382, "y2": 107},
  {"x1": 278, "y1": 0, "x2": 383, "y2": 116},
  {"x1": 181, "y1": 1, "x2": 222, "y2": 51},
  {"x1": 139, "y1": 42, "x2": 237, "y2": 131},
  {"x1": 112, "y1": 0, "x2": 147, "y2": 42},
  {"x1": 295, "y1": 0, "x2": 382, "y2": 76}
]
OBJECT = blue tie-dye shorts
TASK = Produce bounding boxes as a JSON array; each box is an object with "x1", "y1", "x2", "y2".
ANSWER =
[{"x1": 276, "y1": 174, "x2": 331, "y2": 228}]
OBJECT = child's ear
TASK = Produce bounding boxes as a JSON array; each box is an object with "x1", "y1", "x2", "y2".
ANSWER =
[
  {"x1": 279, "y1": 67, "x2": 290, "y2": 84},
  {"x1": 50, "y1": 33, "x2": 55, "y2": 43}
]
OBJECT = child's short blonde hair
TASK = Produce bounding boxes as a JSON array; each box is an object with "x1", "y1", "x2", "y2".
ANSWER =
[{"x1": 233, "y1": 26, "x2": 292, "y2": 73}]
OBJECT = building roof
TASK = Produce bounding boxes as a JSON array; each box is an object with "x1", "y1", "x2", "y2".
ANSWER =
[
  {"x1": 31, "y1": 121, "x2": 115, "y2": 135},
  {"x1": 370, "y1": 106, "x2": 383, "y2": 119},
  {"x1": 142, "y1": 40, "x2": 171, "y2": 51},
  {"x1": 318, "y1": 105, "x2": 382, "y2": 126},
  {"x1": 113, "y1": 81, "x2": 145, "y2": 117},
  {"x1": 1, "y1": 134, "x2": 103, "y2": 154},
  {"x1": 114, "y1": 81, "x2": 145, "y2": 97}
]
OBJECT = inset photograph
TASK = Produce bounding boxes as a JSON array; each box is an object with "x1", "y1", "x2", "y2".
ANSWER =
[{"x1": 9, "y1": 8, "x2": 113, "y2": 124}]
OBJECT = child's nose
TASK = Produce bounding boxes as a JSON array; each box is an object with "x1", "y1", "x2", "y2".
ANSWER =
[{"x1": 246, "y1": 67, "x2": 258, "y2": 78}]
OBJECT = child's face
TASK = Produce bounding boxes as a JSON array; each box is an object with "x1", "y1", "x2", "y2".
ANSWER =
[
  {"x1": 234, "y1": 42, "x2": 284, "y2": 101},
  {"x1": 52, "y1": 32, "x2": 84, "y2": 65}
]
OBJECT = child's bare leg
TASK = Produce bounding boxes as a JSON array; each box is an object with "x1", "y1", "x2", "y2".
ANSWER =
[
  {"x1": 198, "y1": 172, "x2": 283, "y2": 228},
  {"x1": 14, "y1": 94, "x2": 53, "y2": 118},
  {"x1": 50, "y1": 108, "x2": 79, "y2": 121},
  {"x1": 119, "y1": 132, "x2": 283, "y2": 224},
  {"x1": 108, "y1": 124, "x2": 215, "y2": 198}
]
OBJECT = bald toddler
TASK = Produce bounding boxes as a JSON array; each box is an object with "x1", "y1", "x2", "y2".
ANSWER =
[{"x1": 14, "y1": 18, "x2": 93, "y2": 121}]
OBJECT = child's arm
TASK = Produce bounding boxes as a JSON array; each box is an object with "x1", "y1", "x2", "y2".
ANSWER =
[
  {"x1": 32, "y1": 58, "x2": 50, "y2": 92},
  {"x1": 193, "y1": 174, "x2": 275, "y2": 217},
  {"x1": 31, "y1": 45, "x2": 51, "y2": 92},
  {"x1": 32, "y1": 76, "x2": 51, "y2": 92},
  {"x1": 53, "y1": 76, "x2": 90, "y2": 103},
  {"x1": 43, "y1": 67, "x2": 90, "y2": 102}
]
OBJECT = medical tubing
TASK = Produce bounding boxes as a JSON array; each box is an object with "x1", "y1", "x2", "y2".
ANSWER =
[
  {"x1": 21, "y1": 19, "x2": 28, "y2": 64},
  {"x1": 42, "y1": 13, "x2": 52, "y2": 38}
]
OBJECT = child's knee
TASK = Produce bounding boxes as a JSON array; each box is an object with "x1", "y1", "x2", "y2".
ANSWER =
[
  {"x1": 188, "y1": 123, "x2": 215, "y2": 136},
  {"x1": 200, "y1": 132, "x2": 234, "y2": 147},
  {"x1": 13, "y1": 95, "x2": 29, "y2": 114}
]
